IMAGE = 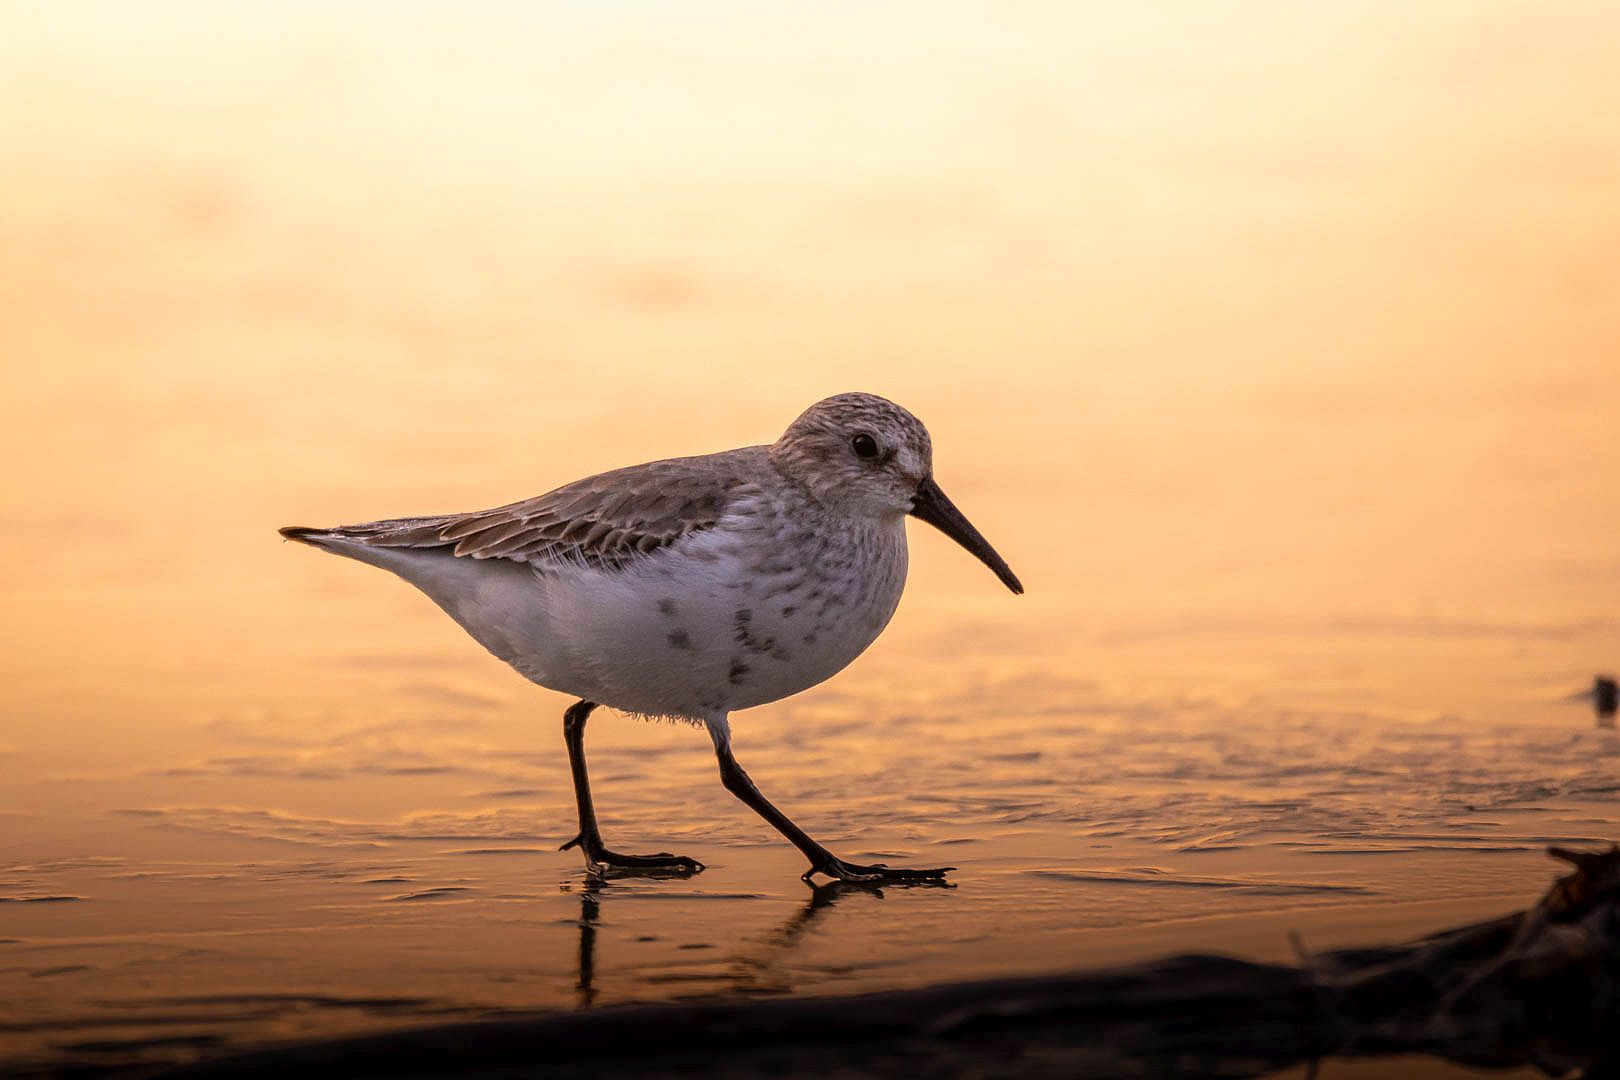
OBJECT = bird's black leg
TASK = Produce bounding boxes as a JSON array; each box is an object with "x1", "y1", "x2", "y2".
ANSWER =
[
  {"x1": 712, "y1": 735, "x2": 952, "y2": 884},
  {"x1": 558, "y1": 700, "x2": 703, "y2": 873}
]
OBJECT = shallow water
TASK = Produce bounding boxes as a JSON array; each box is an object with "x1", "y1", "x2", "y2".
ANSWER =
[
  {"x1": 3, "y1": 2, "x2": 1618, "y2": 1076},
  {"x1": 4, "y1": 626, "x2": 1615, "y2": 1074}
]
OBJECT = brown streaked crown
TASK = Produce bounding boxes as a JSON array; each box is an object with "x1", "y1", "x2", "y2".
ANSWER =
[{"x1": 768, "y1": 393, "x2": 934, "y2": 514}]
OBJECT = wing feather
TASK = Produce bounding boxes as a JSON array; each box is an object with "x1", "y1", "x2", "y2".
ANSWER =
[{"x1": 310, "y1": 447, "x2": 767, "y2": 571}]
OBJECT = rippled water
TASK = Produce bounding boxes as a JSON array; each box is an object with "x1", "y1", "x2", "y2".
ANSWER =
[
  {"x1": 5, "y1": 628, "x2": 1616, "y2": 1075},
  {"x1": 4, "y1": 2, "x2": 1618, "y2": 1075}
]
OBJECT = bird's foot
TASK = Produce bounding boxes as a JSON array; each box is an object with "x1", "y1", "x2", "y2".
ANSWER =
[
  {"x1": 560, "y1": 832, "x2": 704, "y2": 874},
  {"x1": 803, "y1": 856, "x2": 954, "y2": 884}
]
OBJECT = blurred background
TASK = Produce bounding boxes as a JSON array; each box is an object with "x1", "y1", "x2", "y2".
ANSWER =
[
  {"x1": 5, "y1": 0, "x2": 1616, "y2": 767},
  {"x1": 2, "y1": 2, "x2": 1617, "y2": 1074}
]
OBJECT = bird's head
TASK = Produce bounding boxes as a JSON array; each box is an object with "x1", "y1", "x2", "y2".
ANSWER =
[{"x1": 770, "y1": 392, "x2": 1023, "y2": 594}]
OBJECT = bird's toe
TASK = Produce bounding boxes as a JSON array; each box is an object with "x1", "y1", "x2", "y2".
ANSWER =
[{"x1": 811, "y1": 858, "x2": 952, "y2": 884}]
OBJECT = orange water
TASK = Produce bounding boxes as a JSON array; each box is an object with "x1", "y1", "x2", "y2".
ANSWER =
[{"x1": 2, "y1": 3, "x2": 1616, "y2": 1074}]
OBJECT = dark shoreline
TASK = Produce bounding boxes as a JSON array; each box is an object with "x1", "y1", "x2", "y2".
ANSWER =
[
  {"x1": 124, "y1": 955, "x2": 1326, "y2": 1079},
  {"x1": 102, "y1": 849, "x2": 1615, "y2": 1080}
]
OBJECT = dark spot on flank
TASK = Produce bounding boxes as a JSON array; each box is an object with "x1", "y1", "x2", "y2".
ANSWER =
[
  {"x1": 770, "y1": 646, "x2": 792, "y2": 663},
  {"x1": 781, "y1": 606, "x2": 796, "y2": 617},
  {"x1": 802, "y1": 633, "x2": 817, "y2": 646},
  {"x1": 733, "y1": 608, "x2": 759, "y2": 648},
  {"x1": 658, "y1": 598, "x2": 679, "y2": 617},
  {"x1": 667, "y1": 629, "x2": 692, "y2": 651},
  {"x1": 761, "y1": 580, "x2": 797, "y2": 601},
  {"x1": 728, "y1": 659, "x2": 750, "y2": 685}
]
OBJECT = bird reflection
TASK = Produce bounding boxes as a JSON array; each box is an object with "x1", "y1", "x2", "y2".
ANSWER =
[
  {"x1": 568, "y1": 874, "x2": 946, "y2": 1006},
  {"x1": 574, "y1": 880, "x2": 602, "y2": 1009},
  {"x1": 723, "y1": 880, "x2": 887, "y2": 994}
]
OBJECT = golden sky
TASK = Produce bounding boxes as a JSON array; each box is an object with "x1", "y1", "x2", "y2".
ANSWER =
[{"x1": 2, "y1": 1, "x2": 1616, "y2": 767}]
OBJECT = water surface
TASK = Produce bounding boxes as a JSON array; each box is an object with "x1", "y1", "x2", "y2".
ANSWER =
[{"x1": 2, "y1": 2, "x2": 1617, "y2": 1075}]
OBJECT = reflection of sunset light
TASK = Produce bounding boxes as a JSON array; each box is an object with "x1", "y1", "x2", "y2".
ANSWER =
[
  {"x1": 5, "y1": 4, "x2": 1615, "y2": 753},
  {"x1": 1, "y1": 7, "x2": 1617, "y2": 1066}
]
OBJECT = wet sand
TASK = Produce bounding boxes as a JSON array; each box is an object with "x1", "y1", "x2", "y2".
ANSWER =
[{"x1": 3, "y1": 632, "x2": 1614, "y2": 1075}]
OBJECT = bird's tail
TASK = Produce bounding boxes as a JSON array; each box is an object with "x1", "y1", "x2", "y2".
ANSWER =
[
  {"x1": 278, "y1": 515, "x2": 461, "y2": 550},
  {"x1": 277, "y1": 517, "x2": 471, "y2": 574},
  {"x1": 278, "y1": 525, "x2": 328, "y2": 545},
  {"x1": 275, "y1": 517, "x2": 540, "y2": 675}
]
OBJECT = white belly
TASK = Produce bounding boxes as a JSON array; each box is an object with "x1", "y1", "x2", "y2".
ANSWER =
[
  {"x1": 378, "y1": 515, "x2": 910, "y2": 721},
  {"x1": 523, "y1": 522, "x2": 910, "y2": 718}
]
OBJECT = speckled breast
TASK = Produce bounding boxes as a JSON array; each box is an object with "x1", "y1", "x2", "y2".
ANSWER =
[{"x1": 535, "y1": 507, "x2": 911, "y2": 721}]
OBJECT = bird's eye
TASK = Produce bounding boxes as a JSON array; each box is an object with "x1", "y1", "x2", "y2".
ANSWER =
[{"x1": 851, "y1": 433, "x2": 879, "y2": 459}]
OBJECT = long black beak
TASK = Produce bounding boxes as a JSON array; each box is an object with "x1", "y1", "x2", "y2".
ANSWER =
[{"x1": 908, "y1": 476, "x2": 1024, "y2": 595}]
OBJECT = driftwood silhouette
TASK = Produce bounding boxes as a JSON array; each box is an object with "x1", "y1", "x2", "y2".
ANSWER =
[{"x1": 151, "y1": 847, "x2": 1620, "y2": 1079}]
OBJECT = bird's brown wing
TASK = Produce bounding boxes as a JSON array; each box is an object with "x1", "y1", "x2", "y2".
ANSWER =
[{"x1": 310, "y1": 447, "x2": 766, "y2": 570}]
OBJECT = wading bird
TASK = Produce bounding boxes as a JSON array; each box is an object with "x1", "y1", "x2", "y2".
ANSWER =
[{"x1": 281, "y1": 393, "x2": 1022, "y2": 882}]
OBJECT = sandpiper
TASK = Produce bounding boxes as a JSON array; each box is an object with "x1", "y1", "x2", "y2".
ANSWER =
[{"x1": 280, "y1": 392, "x2": 1022, "y2": 882}]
